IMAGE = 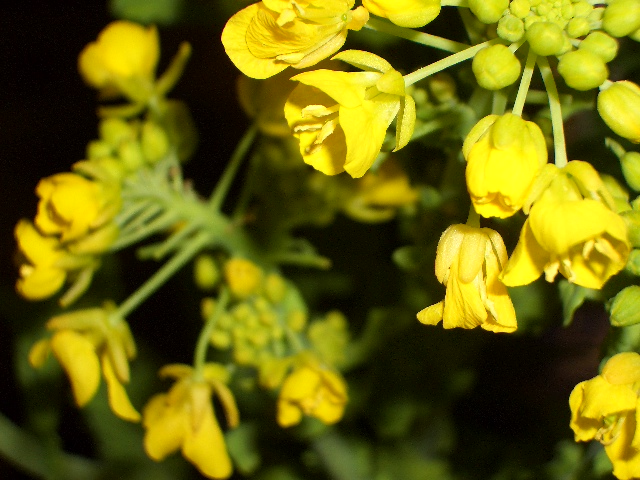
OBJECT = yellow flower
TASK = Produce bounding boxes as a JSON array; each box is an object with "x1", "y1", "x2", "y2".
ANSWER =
[
  {"x1": 463, "y1": 113, "x2": 547, "y2": 219},
  {"x1": 284, "y1": 50, "x2": 416, "y2": 178},
  {"x1": 28, "y1": 306, "x2": 140, "y2": 422},
  {"x1": 362, "y1": 0, "x2": 441, "y2": 28},
  {"x1": 277, "y1": 354, "x2": 348, "y2": 427},
  {"x1": 78, "y1": 21, "x2": 159, "y2": 101},
  {"x1": 143, "y1": 363, "x2": 238, "y2": 479},
  {"x1": 342, "y1": 158, "x2": 418, "y2": 222},
  {"x1": 569, "y1": 352, "x2": 640, "y2": 480},
  {"x1": 221, "y1": 0, "x2": 369, "y2": 79},
  {"x1": 417, "y1": 224, "x2": 517, "y2": 333},
  {"x1": 224, "y1": 258, "x2": 263, "y2": 299},
  {"x1": 501, "y1": 162, "x2": 630, "y2": 289}
]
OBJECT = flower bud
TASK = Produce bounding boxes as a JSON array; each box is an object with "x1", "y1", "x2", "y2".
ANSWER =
[
  {"x1": 510, "y1": 0, "x2": 530, "y2": 18},
  {"x1": 497, "y1": 15, "x2": 525, "y2": 42},
  {"x1": 141, "y1": 121, "x2": 169, "y2": 163},
  {"x1": 625, "y1": 249, "x2": 640, "y2": 275},
  {"x1": 598, "y1": 81, "x2": 640, "y2": 143},
  {"x1": 557, "y1": 50, "x2": 608, "y2": 91},
  {"x1": 609, "y1": 285, "x2": 640, "y2": 326},
  {"x1": 224, "y1": 258, "x2": 262, "y2": 299},
  {"x1": 621, "y1": 151, "x2": 640, "y2": 191},
  {"x1": 566, "y1": 17, "x2": 591, "y2": 38},
  {"x1": 118, "y1": 140, "x2": 145, "y2": 171},
  {"x1": 194, "y1": 254, "x2": 220, "y2": 291},
  {"x1": 472, "y1": 44, "x2": 521, "y2": 90},
  {"x1": 621, "y1": 209, "x2": 640, "y2": 247},
  {"x1": 99, "y1": 117, "x2": 135, "y2": 148},
  {"x1": 526, "y1": 21, "x2": 566, "y2": 56},
  {"x1": 469, "y1": 0, "x2": 509, "y2": 24},
  {"x1": 579, "y1": 32, "x2": 619, "y2": 63},
  {"x1": 603, "y1": 0, "x2": 640, "y2": 37}
]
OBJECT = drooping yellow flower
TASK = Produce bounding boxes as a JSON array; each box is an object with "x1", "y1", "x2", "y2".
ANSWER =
[
  {"x1": 463, "y1": 113, "x2": 548, "y2": 219},
  {"x1": 28, "y1": 306, "x2": 140, "y2": 422},
  {"x1": 417, "y1": 224, "x2": 517, "y2": 333},
  {"x1": 34, "y1": 172, "x2": 121, "y2": 243},
  {"x1": 569, "y1": 352, "x2": 640, "y2": 480},
  {"x1": 221, "y1": 0, "x2": 369, "y2": 79},
  {"x1": 142, "y1": 363, "x2": 238, "y2": 479},
  {"x1": 277, "y1": 353, "x2": 348, "y2": 427},
  {"x1": 501, "y1": 162, "x2": 630, "y2": 289},
  {"x1": 284, "y1": 50, "x2": 416, "y2": 178},
  {"x1": 78, "y1": 21, "x2": 159, "y2": 101},
  {"x1": 362, "y1": 0, "x2": 441, "y2": 28},
  {"x1": 342, "y1": 157, "x2": 418, "y2": 222}
]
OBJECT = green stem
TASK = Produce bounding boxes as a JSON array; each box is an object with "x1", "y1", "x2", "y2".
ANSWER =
[
  {"x1": 114, "y1": 231, "x2": 211, "y2": 320},
  {"x1": 193, "y1": 287, "x2": 230, "y2": 379},
  {"x1": 466, "y1": 205, "x2": 480, "y2": 227},
  {"x1": 209, "y1": 124, "x2": 258, "y2": 211},
  {"x1": 364, "y1": 18, "x2": 468, "y2": 53},
  {"x1": 512, "y1": 49, "x2": 537, "y2": 116},
  {"x1": 404, "y1": 39, "x2": 498, "y2": 87},
  {"x1": 492, "y1": 89, "x2": 508, "y2": 115},
  {"x1": 537, "y1": 56, "x2": 567, "y2": 168}
]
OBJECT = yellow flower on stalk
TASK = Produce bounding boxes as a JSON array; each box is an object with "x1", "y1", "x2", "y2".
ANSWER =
[
  {"x1": 463, "y1": 113, "x2": 548, "y2": 219},
  {"x1": 501, "y1": 161, "x2": 630, "y2": 289},
  {"x1": 78, "y1": 21, "x2": 159, "y2": 101},
  {"x1": 221, "y1": 0, "x2": 369, "y2": 79},
  {"x1": 362, "y1": 0, "x2": 441, "y2": 28},
  {"x1": 417, "y1": 224, "x2": 517, "y2": 333},
  {"x1": 569, "y1": 352, "x2": 640, "y2": 480},
  {"x1": 34, "y1": 172, "x2": 121, "y2": 243},
  {"x1": 284, "y1": 50, "x2": 416, "y2": 178},
  {"x1": 28, "y1": 306, "x2": 140, "y2": 422},
  {"x1": 142, "y1": 363, "x2": 238, "y2": 479},
  {"x1": 277, "y1": 353, "x2": 348, "y2": 427}
]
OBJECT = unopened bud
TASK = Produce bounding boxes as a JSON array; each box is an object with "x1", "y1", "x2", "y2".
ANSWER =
[
  {"x1": 603, "y1": 0, "x2": 640, "y2": 37},
  {"x1": 579, "y1": 32, "x2": 619, "y2": 63},
  {"x1": 621, "y1": 152, "x2": 640, "y2": 191},
  {"x1": 566, "y1": 17, "x2": 591, "y2": 38},
  {"x1": 194, "y1": 254, "x2": 220, "y2": 291},
  {"x1": 497, "y1": 14, "x2": 525, "y2": 42},
  {"x1": 224, "y1": 258, "x2": 263, "y2": 299},
  {"x1": 118, "y1": 140, "x2": 144, "y2": 171},
  {"x1": 598, "y1": 81, "x2": 640, "y2": 143},
  {"x1": 526, "y1": 21, "x2": 566, "y2": 56},
  {"x1": 469, "y1": 0, "x2": 509, "y2": 24},
  {"x1": 621, "y1": 209, "x2": 640, "y2": 247},
  {"x1": 99, "y1": 117, "x2": 135, "y2": 147},
  {"x1": 472, "y1": 44, "x2": 521, "y2": 90},
  {"x1": 609, "y1": 285, "x2": 640, "y2": 326},
  {"x1": 557, "y1": 50, "x2": 608, "y2": 91},
  {"x1": 141, "y1": 121, "x2": 170, "y2": 163},
  {"x1": 625, "y1": 249, "x2": 640, "y2": 275},
  {"x1": 510, "y1": 0, "x2": 531, "y2": 18}
]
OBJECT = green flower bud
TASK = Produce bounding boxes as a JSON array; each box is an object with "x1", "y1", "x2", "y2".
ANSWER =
[
  {"x1": 573, "y1": 1, "x2": 593, "y2": 18},
  {"x1": 472, "y1": 44, "x2": 522, "y2": 90},
  {"x1": 621, "y1": 209, "x2": 640, "y2": 247},
  {"x1": 579, "y1": 32, "x2": 619, "y2": 63},
  {"x1": 566, "y1": 17, "x2": 591, "y2": 38},
  {"x1": 498, "y1": 14, "x2": 526, "y2": 42},
  {"x1": 118, "y1": 139, "x2": 145, "y2": 171},
  {"x1": 621, "y1": 152, "x2": 640, "y2": 191},
  {"x1": 609, "y1": 285, "x2": 640, "y2": 327},
  {"x1": 558, "y1": 50, "x2": 608, "y2": 91},
  {"x1": 598, "y1": 81, "x2": 640, "y2": 143},
  {"x1": 264, "y1": 273, "x2": 287, "y2": 304},
  {"x1": 194, "y1": 254, "x2": 220, "y2": 290},
  {"x1": 526, "y1": 21, "x2": 566, "y2": 56},
  {"x1": 469, "y1": 0, "x2": 509, "y2": 23},
  {"x1": 141, "y1": 121, "x2": 169, "y2": 164},
  {"x1": 211, "y1": 329, "x2": 232, "y2": 349},
  {"x1": 625, "y1": 249, "x2": 640, "y2": 275},
  {"x1": 286, "y1": 310, "x2": 307, "y2": 332},
  {"x1": 561, "y1": 3, "x2": 575, "y2": 21},
  {"x1": 86, "y1": 140, "x2": 113, "y2": 159},
  {"x1": 510, "y1": 0, "x2": 531, "y2": 18},
  {"x1": 99, "y1": 117, "x2": 135, "y2": 147},
  {"x1": 603, "y1": 0, "x2": 640, "y2": 37}
]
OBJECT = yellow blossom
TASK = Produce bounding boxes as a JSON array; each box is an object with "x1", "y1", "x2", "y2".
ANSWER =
[
  {"x1": 569, "y1": 352, "x2": 640, "y2": 480},
  {"x1": 417, "y1": 224, "x2": 517, "y2": 333},
  {"x1": 142, "y1": 363, "x2": 238, "y2": 479},
  {"x1": 362, "y1": 0, "x2": 441, "y2": 28},
  {"x1": 28, "y1": 306, "x2": 140, "y2": 422},
  {"x1": 34, "y1": 172, "x2": 121, "y2": 243},
  {"x1": 277, "y1": 354, "x2": 348, "y2": 427},
  {"x1": 224, "y1": 258, "x2": 263, "y2": 299},
  {"x1": 501, "y1": 162, "x2": 630, "y2": 289},
  {"x1": 78, "y1": 21, "x2": 159, "y2": 101},
  {"x1": 284, "y1": 50, "x2": 416, "y2": 178},
  {"x1": 221, "y1": 0, "x2": 369, "y2": 79},
  {"x1": 342, "y1": 158, "x2": 418, "y2": 222},
  {"x1": 463, "y1": 113, "x2": 548, "y2": 219}
]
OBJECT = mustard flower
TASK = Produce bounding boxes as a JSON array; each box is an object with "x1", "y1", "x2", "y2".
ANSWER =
[
  {"x1": 277, "y1": 354, "x2": 348, "y2": 427},
  {"x1": 34, "y1": 172, "x2": 121, "y2": 243},
  {"x1": 463, "y1": 113, "x2": 548, "y2": 219},
  {"x1": 362, "y1": 0, "x2": 441, "y2": 28},
  {"x1": 417, "y1": 224, "x2": 517, "y2": 333},
  {"x1": 501, "y1": 162, "x2": 630, "y2": 289},
  {"x1": 28, "y1": 306, "x2": 140, "y2": 422},
  {"x1": 143, "y1": 363, "x2": 238, "y2": 479},
  {"x1": 569, "y1": 352, "x2": 640, "y2": 480},
  {"x1": 78, "y1": 21, "x2": 159, "y2": 101},
  {"x1": 221, "y1": 0, "x2": 369, "y2": 80},
  {"x1": 284, "y1": 50, "x2": 416, "y2": 178}
]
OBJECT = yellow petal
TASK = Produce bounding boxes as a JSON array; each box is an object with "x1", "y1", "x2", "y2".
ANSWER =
[
  {"x1": 457, "y1": 229, "x2": 488, "y2": 284},
  {"x1": 500, "y1": 219, "x2": 547, "y2": 287},
  {"x1": 363, "y1": 0, "x2": 441, "y2": 27},
  {"x1": 417, "y1": 301, "x2": 444, "y2": 325},
  {"x1": 394, "y1": 95, "x2": 416, "y2": 152},
  {"x1": 293, "y1": 70, "x2": 379, "y2": 108},
  {"x1": 581, "y1": 376, "x2": 637, "y2": 418},
  {"x1": 333, "y1": 49, "x2": 393, "y2": 73},
  {"x1": 569, "y1": 381, "x2": 601, "y2": 441},
  {"x1": 50, "y1": 331, "x2": 101, "y2": 407},
  {"x1": 28, "y1": 339, "x2": 51, "y2": 368},
  {"x1": 16, "y1": 266, "x2": 66, "y2": 300},
  {"x1": 102, "y1": 353, "x2": 140, "y2": 422},
  {"x1": 605, "y1": 412, "x2": 640, "y2": 480},
  {"x1": 442, "y1": 261, "x2": 488, "y2": 329},
  {"x1": 143, "y1": 393, "x2": 187, "y2": 460},
  {"x1": 602, "y1": 353, "x2": 640, "y2": 385}
]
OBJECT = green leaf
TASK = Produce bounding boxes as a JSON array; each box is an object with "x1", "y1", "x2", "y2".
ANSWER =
[{"x1": 558, "y1": 280, "x2": 601, "y2": 326}]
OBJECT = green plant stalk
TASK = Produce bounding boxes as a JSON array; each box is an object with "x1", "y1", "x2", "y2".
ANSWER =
[
  {"x1": 512, "y1": 49, "x2": 537, "y2": 116},
  {"x1": 193, "y1": 286, "x2": 230, "y2": 380},
  {"x1": 364, "y1": 18, "x2": 468, "y2": 53},
  {"x1": 537, "y1": 56, "x2": 568, "y2": 168}
]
